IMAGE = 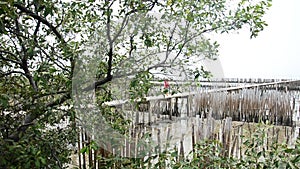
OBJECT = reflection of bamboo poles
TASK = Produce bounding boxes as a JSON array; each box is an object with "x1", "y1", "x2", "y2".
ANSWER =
[
  {"x1": 191, "y1": 89, "x2": 295, "y2": 126},
  {"x1": 179, "y1": 134, "x2": 184, "y2": 161}
]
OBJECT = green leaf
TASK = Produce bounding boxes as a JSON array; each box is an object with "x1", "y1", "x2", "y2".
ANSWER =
[
  {"x1": 284, "y1": 148, "x2": 293, "y2": 153},
  {"x1": 187, "y1": 12, "x2": 194, "y2": 22},
  {"x1": 0, "y1": 94, "x2": 9, "y2": 107},
  {"x1": 49, "y1": 67, "x2": 57, "y2": 73},
  {"x1": 171, "y1": 151, "x2": 178, "y2": 157},
  {"x1": 44, "y1": 6, "x2": 53, "y2": 17},
  {"x1": 35, "y1": 160, "x2": 40, "y2": 168},
  {"x1": 194, "y1": 73, "x2": 200, "y2": 80},
  {"x1": 292, "y1": 155, "x2": 300, "y2": 163},
  {"x1": 178, "y1": 44, "x2": 183, "y2": 50},
  {"x1": 80, "y1": 147, "x2": 87, "y2": 154},
  {"x1": 167, "y1": 0, "x2": 173, "y2": 6},
  {"x1": 39, "y1": 157, "x2": 46, "y2": 165},
  {"x1": 144, "y1": 35, "x2": 153, "y2": 47}
]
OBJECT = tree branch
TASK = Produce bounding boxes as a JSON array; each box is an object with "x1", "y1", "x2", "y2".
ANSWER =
[
  {"x1": 8, "y1": 92, "x2": 71, "y2": 142},
  {"x1": 45, "y1": 93, "x2": 71, "y2": 107},
  {"x1": 33, "y1": 90, "x2": 69, "y2": 99},
  {"x1": 13, "y1": 3, "x2": 65, "y2": 43},
  {"x1": 111, "y1": 14, "x2": 129, "y2": 43},
  {"x1": 0, "y1": 71, "x2": 26, "y2": 78},
  {"x1": 0, "y1": 51, "x2": 22, "y2": 65},
  {"x1": 19, "y1": 45, "x2": 38, "y2": 92},
  {"x1": 170, "y1": 21, "x2": 190, "y2": 64},
  {"x1": 82, "y1": 75, "x2": 113, "y2": 92},
  {"x1": 105, "y1": 1, "x2": 113, "y2": 46},
  {"x1": 128, "y1": 35, "x2": 135, "y2": 57},
  {"x1": 164, "y1": 23, "x2": 178, "y2": 63},
  {"x1": 8, "y1": 36, "x2": 22, "y2": 60},
  {"x1": 81, "y1": 0, "x2": 166, "y2": 92},
  {"x1": 14, "y1": 17, "x2": 27, "y2": 60},
  {"x1": 38, "y1": 44, "x2": 70, "y2": 73},
  {"x1": 12, "y1": 15, "x2": 39, "y2": 92},
  {"x1": 33, "y1": 21, "x2": 41, "y2": 37}
]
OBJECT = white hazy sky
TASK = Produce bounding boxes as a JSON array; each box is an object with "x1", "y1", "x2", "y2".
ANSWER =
[{"x1": 216, "y1": 0, "x2": 300, "y2": 79}]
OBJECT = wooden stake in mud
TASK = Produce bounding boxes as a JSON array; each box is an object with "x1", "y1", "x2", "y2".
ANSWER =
[
  {"x1": 82, "y1": 129, "x2": 86, "y2": 169},
  {"x1": 148, "y1": 102, "x2": 152, "y2": 125},
  {"x1": 165, "y1": 127, "x2": 171, "y2": 151},
  {"x1": 174, "y1": 97, "x2": 179, "y2": 117},
  {"x1": 135, "y1": 111, "x2": 139, "y2": 124},
  {"x1": 192, "y1": 124, "x2": 195, "y2": 152},
  {"x1": 78, "y1": 127, "x2": 82, "y2": 169},
  {"x1": 157, "y1": 129, "x2": 161, "y2": 154},
  {"x1": 186, "y1": 97, "x2": 190, "y2": 117},
  {"x1": 231, "y1": 135, "x2": 237, "y2": 158},
  {"x1": 94, "y1": 149, "x2": 97, "y2": 169},
  {"x1": 169, "y1": 98, "x2": 172, "y2": 120},
  {"x1": 88, "y1": 136, "x2": 92, "y2": 167}
]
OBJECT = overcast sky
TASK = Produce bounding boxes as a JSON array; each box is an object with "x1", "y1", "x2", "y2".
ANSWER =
[{"x1": 216, "y1": 0, "x2": 300, "y2": 79}]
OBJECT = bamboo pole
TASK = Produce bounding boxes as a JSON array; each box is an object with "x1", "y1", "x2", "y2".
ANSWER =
[
  {"x1": 157, "y1": 129, "x2": 161, "y2": 154},
  {"x1": 169, "y1": 98, "x2": 172, "y2": 120},
  {"x1": 165, "y1": 127, "x2": 171, "y2": 151},
  {"x1": 192, "y1": 124, "x2": 195, "y2": 153},
  {"x1": 78, "y1": 127, "x2": 82, "y2": 169},
  {"x1": 94, "y1": 150, "x2": 97, "y2": 169},
  {"x1": 82, "y1": 130, "x2": 86, "y2": 169},
  {"x1": 88, "y1": 136, "x2": 92, "y2": 168}
]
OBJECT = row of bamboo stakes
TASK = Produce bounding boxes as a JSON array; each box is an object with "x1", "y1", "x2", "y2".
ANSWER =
[
  {"x1": 193, "y1": 89, "x2": 296, "y2": 126},
  {"x1": 72, "y1": 82, "x2": 300, "y2": 168},
  {"x1": 140, "y1": 88, "x2": 299, "y2": 126},
  {"x1": 73, "y1": 116, "x2": 298, "y2": 169}
]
